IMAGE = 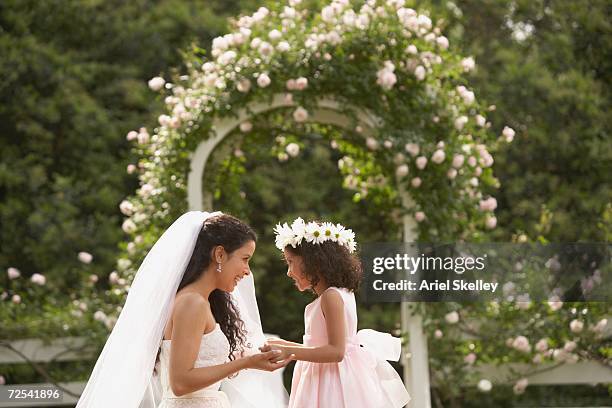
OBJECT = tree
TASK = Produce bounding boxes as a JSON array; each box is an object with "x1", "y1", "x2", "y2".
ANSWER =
[
  {"x1": 0, "y1": 0, "x2": 259, "y2": 382},
  {"x1": 437, "y1": 0, "x2": 611, "y2": 242}
]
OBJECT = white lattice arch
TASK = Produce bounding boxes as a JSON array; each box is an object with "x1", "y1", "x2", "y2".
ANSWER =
[{"x1": 187, "y1": 94, "x2": 432, "y2": 408}]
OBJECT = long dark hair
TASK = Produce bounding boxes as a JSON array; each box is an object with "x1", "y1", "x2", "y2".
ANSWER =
[{"x1": 155, "y1": 213, "x2": 256, "y2": 372}]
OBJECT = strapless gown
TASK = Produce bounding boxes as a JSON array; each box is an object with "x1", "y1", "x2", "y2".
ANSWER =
[{"x1": 158, "y1": 323, "x2": 232, "y2": 408}]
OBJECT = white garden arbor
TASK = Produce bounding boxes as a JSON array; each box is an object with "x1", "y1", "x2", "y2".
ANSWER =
[
  {"x1": 186, "y1": 94, "x2": 431, "y2": 407},
  {"x1": 182, "y1": 94, "x2": 612, "y2": 407},
  {"x1": 117, "y1": 1, "x2": 612, "y2": 405}
]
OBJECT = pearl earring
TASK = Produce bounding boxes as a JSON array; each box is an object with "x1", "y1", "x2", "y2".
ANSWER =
[{"x1": 216, "y1": 262, "x2": 222, "y2": 273}]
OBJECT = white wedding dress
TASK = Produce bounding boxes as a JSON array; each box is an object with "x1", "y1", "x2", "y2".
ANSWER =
[
  {"x1": 77, "y1": 213, "x2": 288, "y2": 408},
  {"x1": 157, "y1": 324, "x2": 231, "y2": 408}
]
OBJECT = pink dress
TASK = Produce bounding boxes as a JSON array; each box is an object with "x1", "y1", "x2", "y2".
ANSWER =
[{"x1": 289, "y1": 287, "x2": 411, "y2": 408}]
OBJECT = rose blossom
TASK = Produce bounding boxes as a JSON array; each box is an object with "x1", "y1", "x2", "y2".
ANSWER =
[
  {"x1": 237, "y1": 79, "x2": 251, "y2": 93},
  {"x1": 479, "y1": 197, "x2": 497, "y2": 211},
  {"x1": 31, "y1": 273, "x2": 46, "y2": 286},
  {"x1": 78, "y1": 252, "x2": 93, "y2": 264},
  {"x1": 464, "y1": 353, "x2": 477, "y2": 365},
  {"x1": 502, "y1": 126, "x2": 515, "y2": 142},
  {"x1": 414, "y1": 65, "x2": 426, "y2": 81},
  {"x1": 445, "y1": 311, "x2": 459, "y2": 324},
  {"x1": 405, "y1": 143, "x2": 420, "y2": 157},
  {"x1": 293, "y1": 107, "x2": 308, "y2": 122},
  {"x1": 454, "y1": 115, "x2": 468, "y2": 130},
  {"x1": 286, "y1": 143, "x2": 300, "y2": 157},
  {"x1": 592, "y1": 318, "x2": 608, "y2": 333},
  {"x1": 415, "y1": 156, "x2": 427, "y2": 170},
  {"x1": 257, "y1": 73, "x2": 271, "y2": 88},
  {"x1": 535, "y1": 338, "x2": 548, "y2": 352},
  {"x1": 295, "y1": 77, "x2": 308, "y2": 90},
  {"x1": 126, "y1": 130, "x2": 138, "y2": 141},
  {"x1": 563, "y1": 341, "x2": 577, "y2": 352},
  {"x1": 377, "y1": 61, "x2": 397, "y2": 90},
  {"x1": 475, "y1": 115, "x2": 486, "y2": 127},
  {"x1": 461, "y1": 57, "x2": 475, "y2": 72},
  {"x1": 148, "y1": 76, "x2": 165, "y2": 91},
  {"x1": 477, "y1": 379, "x2": 492, "y2": 392},
  {"x1": 436, "y1": 36, "x2": 449, "y2": 49},
  {"x1": 395, "y1": 165, "x2": 409, "y2": 178},
  {"x1": 122, "y1": 219, "x2": 137, "y2": 234},
  {"x1": 485, "y1": 216, "x2": 497, "y2": 229},
  {"x1": 570, "y1": 319, "x2": 584, "y2": 333},
  {"x1": 240, "y1": 121, "x2": 253, "y2": 132},
  {"x1": 512, "y1": 336, "x2": 531, "y2": 353},
  {"x1": 513, "y1": 378, "x2": 528, "y2": 395},
  {"x1": 431, "y1": 149, "x2": 445, "y2": 164},
  {"x1": 109, "y1": 271, "x2": 120, "y2": 284},
  {"x1": 7, "y1": 267, "x2": 20, "y2": 280},
  {"x1": 452, "y1": 154, "x2": 465, "y2": 168},
  {"x1": 366, "y1": 137, "x2": 379, "y2": 150}
]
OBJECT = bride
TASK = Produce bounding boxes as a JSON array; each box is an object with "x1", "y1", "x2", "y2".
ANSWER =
[{"x1": 76, "y1": 211, "x2": 292, "y2": 408}]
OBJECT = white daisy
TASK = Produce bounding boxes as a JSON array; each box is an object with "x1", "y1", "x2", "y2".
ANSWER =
[
  {"x1": 274, "y1": 222, "x2": 294, "y2": 250},
  {"x1": 291, "y1": 217, "x2": 306, "y2": 244},
  {"x1": 274, "y1": 218, "x2": 357, "y2": 253},
  {"x1": 333, "y1": 223, "x2": 345, "y2": 241},
  {"x1": 338, "y1": 227, "x2": 355, "y2": 246},
  {"x1": 328, "y1": 224, "x2": 340, "y2": 242},
  {"x1": 346, "y1": 238, "x2": 357, "y2": 253},
  {"x1": 321, "y1": 222, "x2": 336, "y2": 242},
  {"x1": 305, "y1": 222, "x2": 325, "y2": 244}
]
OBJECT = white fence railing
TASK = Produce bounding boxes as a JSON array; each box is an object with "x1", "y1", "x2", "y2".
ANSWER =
[
  {"x1": 1, "y1": 336, "x2": 611, "y2": 407},
  {"x1": 0, "y1": 337, "x2": 94, "y2": 407}
]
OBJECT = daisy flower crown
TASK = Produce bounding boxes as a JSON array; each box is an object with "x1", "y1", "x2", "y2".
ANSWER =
[{"x1": 274, "y1": 217, "x2": 357, "y2": 253}]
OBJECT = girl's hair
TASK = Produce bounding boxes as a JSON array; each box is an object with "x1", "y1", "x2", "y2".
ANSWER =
[
  {"x1": 285, "y1": 240, "x2": 362, "y2": 292},
  {"x1": 155, "y1": 213, "x2": 257, "y2": 373}
]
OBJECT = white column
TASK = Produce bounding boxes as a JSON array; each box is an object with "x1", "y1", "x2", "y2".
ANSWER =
[{"x1": 401, "y1": 192, "x2": 431, "y2": 408}]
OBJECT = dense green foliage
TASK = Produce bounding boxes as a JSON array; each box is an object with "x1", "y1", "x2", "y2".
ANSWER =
[
  {"x1": 438, "y1": 0, "x2": 611, "y2": 242},
  {"x1": 1, "y1": 0, "x2": 609, "y2": 405}
]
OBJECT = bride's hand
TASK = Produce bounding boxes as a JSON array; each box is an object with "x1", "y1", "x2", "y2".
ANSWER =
[
  {"x1": 261, "y1": 344, "x2": 295, "y2": 364},
  {"x1": 247, "y1": 350, "x2": 295, "y2": 371},
  {"x1": 259, "y1": 343, "x2": 272, "y2": 352}
]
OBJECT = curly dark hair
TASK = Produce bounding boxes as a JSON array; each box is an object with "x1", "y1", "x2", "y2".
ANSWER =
[
  {"x1": 285, "y1": 239, "x2": 362, "y2": 293},
  {"x1": 155, "y1": 213, "x2": 256, "y2": 372}
]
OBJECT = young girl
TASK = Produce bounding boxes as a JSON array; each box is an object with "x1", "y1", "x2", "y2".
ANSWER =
[{"x1": 267, "y1": 218, "x2": 411, "y2": 408}]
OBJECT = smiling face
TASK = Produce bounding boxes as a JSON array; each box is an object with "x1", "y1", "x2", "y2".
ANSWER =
[
  {"x1": 283, "y1": 248, "x2": 311, "y2": 291},
  {"x1": 215, "y1": 240, "x2": 255, "y2": 292}
]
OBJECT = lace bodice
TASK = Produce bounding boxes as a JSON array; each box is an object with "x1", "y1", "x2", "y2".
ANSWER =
[{"x1": 158, "y1": 323, "x2": 230, "y2": 399}]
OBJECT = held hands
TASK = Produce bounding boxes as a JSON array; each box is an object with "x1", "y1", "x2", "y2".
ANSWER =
[
  {"x1": 259, "y1": 343, "x2": 294, "y2": 364},
  {"x1": 247, "y1": 347, "x2": 295, "y2": 371}
]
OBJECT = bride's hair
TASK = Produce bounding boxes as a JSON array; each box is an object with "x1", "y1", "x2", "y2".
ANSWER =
[
  {"x1": 178, "y1": 214, "x2": 255, "y2": 359},
  {"x1": 155, "y1": 214, "x2": 255, "y2": 371}
]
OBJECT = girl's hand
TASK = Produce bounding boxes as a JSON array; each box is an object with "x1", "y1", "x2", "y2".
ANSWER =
[
  {"x1": 262, "y1": 344, "x2": 294, "y2": 363},
  {"x1": 265, "y1": 337, "x2": 287, "y2": 346},
  {"x1": 247, "y1": 350, "x2": 294, "y2": 371}
]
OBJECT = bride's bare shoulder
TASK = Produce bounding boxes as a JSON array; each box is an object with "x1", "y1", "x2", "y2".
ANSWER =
[
  {"x1": 174, "y1": 291, "x2": 210, "y2": 314},
  {"x1": 170, "y1": 291, "x2": 214, "y2": 334}
]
